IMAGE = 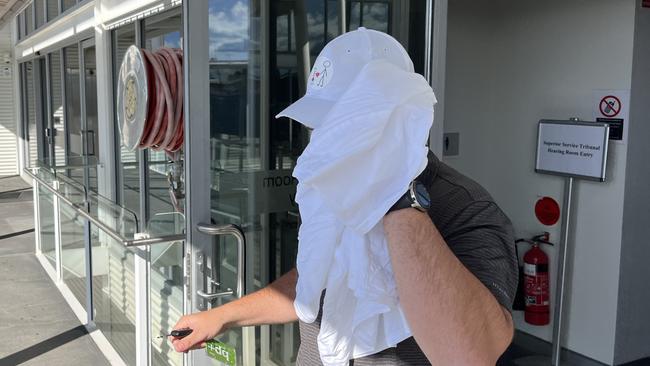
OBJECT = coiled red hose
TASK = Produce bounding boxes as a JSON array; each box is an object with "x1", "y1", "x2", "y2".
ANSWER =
[{"x1": 138, "y1": 47, "x2": 184, "y2": 153}]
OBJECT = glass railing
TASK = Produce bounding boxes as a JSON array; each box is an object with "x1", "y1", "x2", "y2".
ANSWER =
[{"x1": 26, "y1": 165, "x2": 186, "y2": 366}]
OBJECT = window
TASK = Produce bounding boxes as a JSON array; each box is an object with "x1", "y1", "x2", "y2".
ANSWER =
[
  {"x1": 16, "y1": 12, "x2": 23, "y2": 41},
  {"x1": 47, "y1": 0, "x2": 59, "y2": 22},
  {"x1": 22, "y1": 61, "x2": 37, "y2": 167},
  {"x1": 112, "y1": 24, "x2": 138, "y2": 215},
  {"x1": 143, "y1": 10, "x2": 183, "y2": 218},
  {"x1": 49, "y1": 51, "x2": 66, "y2": 166},
  {"x1": 35, "y1": 0, "x2": 45, "y2": 29},
  {"x1": 62, "y1": 0, "x2": 76, "y2": 13},
  {"x1": 25, "y1": 4, "x2": 33, "y2": 36},
  {"x1": 63, "y1": 45, "x2": 82, "y2": 163}
]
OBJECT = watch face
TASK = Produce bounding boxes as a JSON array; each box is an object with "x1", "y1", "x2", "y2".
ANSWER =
[{"x1": 414, "y1": 182, "x2": 431, "y2": 208}]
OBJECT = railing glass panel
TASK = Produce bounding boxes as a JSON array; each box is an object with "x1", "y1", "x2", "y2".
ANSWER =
[
  {"x1": 149, "y1": 212, "x2": 184, "y2": 366},
  {"x1": 92, "y1": 229, "x2": 137, "y2": 365},
  {"x1": 37, "y1": 185, "x2": 57, "y2": 268},
  {"x1": 60, "y1": 202, "x2": 87, "y2": 306}
]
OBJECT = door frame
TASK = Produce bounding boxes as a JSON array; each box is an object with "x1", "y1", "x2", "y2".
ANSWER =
[{"x1": 182, "y1": 1, "x2": 211, "y2": 365}]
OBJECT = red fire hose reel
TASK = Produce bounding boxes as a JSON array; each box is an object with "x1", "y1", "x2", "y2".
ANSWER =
[
  {"x1": 117, "y1": 45, "x2": 184, "y2": 153},
  {"x1": 117, "y1": 45, "x2": 185, "y2": 212}
]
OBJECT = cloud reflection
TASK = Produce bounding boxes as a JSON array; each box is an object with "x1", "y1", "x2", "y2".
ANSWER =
[{"x1": 209, "y1": 0, "x2": 250, "y2": 61}]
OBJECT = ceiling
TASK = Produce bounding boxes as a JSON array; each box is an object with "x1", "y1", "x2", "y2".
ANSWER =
[{"x1": 0, "y1": 0, "x2": 26, "y2": 35}]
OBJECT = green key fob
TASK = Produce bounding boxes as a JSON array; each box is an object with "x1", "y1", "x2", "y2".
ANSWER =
[{"x1": 205, "y1": 340, "x2": 236, "y2": 366}]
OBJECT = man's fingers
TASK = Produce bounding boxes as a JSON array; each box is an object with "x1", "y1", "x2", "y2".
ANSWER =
[
  {"x1": 188, "y1": 342, "x2": 207, "y2": 351},
  {"x1": 173, "y1": 333, "x2": 201, "y2": 353}
]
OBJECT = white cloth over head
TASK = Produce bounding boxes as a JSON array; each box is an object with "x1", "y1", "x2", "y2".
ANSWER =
[{"x1": 277, "y1": 28, "x2": 437, "y2": 366}]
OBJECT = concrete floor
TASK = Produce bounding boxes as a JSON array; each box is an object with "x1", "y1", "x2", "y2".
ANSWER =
[{"x1": 0, "y1": 176, "x2": 110, "y2": 366}]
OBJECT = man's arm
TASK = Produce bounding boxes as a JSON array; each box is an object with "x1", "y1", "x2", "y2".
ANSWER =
[
  {"x1": 172, "y1": 268, "x2": 298, "y2": 352},
  {"x1": 384, "y1": 209, "x2": 514, "y2": 365}
]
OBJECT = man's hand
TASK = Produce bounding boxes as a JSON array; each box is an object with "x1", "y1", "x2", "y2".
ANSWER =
[
  {"x1": 170, "y1": 269, "x2": 299, "y2": 353},
  {"x1": 385, "y1": 209, "x2": 514, "y2": 365},
  {"x1": 171, "y1": 308, "x2": 231, "y2": 352}
]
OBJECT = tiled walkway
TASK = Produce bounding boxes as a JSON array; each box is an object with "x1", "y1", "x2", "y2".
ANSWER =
[{"x1": 0, "y1": 176, "x2": 110, "y2": 366}]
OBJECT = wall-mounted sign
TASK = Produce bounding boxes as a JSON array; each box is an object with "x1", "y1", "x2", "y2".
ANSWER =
[
  {"x1": 592, "y1": 89, "x2": 629, "y2": 142},
  {"x1": 535, "y1": 120, "x2": 609, "y2": 181}
]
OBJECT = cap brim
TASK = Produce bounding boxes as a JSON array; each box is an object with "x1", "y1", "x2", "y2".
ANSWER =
[{"x1": 275, "y1": 95, "x2": 335, "y2": 129}]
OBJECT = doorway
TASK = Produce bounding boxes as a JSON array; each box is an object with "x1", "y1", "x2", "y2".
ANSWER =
[{"x1": 186, "y1": 1, "x2": 436, "y2": 365}]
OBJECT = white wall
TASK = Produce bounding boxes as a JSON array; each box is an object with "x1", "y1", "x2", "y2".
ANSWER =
[
  {"x1": 614, "y1": 1, "x2": 650, "y2": 364},
  {"x1": 444, "y1": 0, "x2": 635, "y2": 364}
]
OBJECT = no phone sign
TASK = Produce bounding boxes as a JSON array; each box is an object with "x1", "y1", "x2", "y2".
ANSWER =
[
  {"x1": 592, "y1": 90, "x2": 630, "y2": 143},
  {"x1": 599, "y1": 95, "x2": 621, "y2": 118}
]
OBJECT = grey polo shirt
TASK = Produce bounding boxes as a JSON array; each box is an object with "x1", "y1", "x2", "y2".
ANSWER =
[{"x1": 296, "y1": 153, "x2": 518, "y2": 365}]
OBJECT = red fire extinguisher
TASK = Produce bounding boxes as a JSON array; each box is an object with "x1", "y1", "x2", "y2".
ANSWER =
[{"x1": 517, "y1": 233, "x2": 553, "y2": 326}]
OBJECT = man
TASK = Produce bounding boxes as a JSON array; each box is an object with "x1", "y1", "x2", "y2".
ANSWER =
[{"x1": 171, "y1": 152, "x2": 518, "y2": 365}]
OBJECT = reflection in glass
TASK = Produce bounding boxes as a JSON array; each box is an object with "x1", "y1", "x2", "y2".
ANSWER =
[
  {"x1": 348, "y1": 1, "x2": 390, "y2": 33},
  {"x1": 38, "y1": 185, "x2": 56, "y2": 269},
  {"x1": 83, "y1": 45, "x2": 99, "y2": 192},
  {"x1": 35, "y1": 0, "x2": 45, "y2": 28},
  {"x1": 64, "y1": 45, "x2": 82, "y2": 162},
  {"x1": 144, "y1": 10, "x2": 183, "y2": 218},
  {"x1": 206, "y1": 1, "x2": 427, "y2": 364},
  {"x1": 151, "y1": 239, "x2": 183, "y2": 366},
  {"x1": 92, "y1": 229, "x2": 136, "y2": 365},
  {"x1": 25, "y1": 4, "x2": 33, "y2": 35},
  {"x1": 113, "y1": 24, "x2": 140, "y2": 216},
  {"x1": 60, "y1": 203, "x2": 87, "y2": 307},
  {"x1": 25, "y1": 61, "x2": 38, "y2": 167},
  {"x1": 49, "y1": 51, "x2": 66, "y2": 166},
  {"x1": 47, "y1": 0, "x2": 59, "y2": 22},
  {"x1": 142, "y1": 12, "x2": 185, "y2": 364},
  {"x1": 62, "y1": 0, "x2": 76, "y2": 13},
  {"x1": 17, "y1": 12, "x2": 23, "y2": 40}
]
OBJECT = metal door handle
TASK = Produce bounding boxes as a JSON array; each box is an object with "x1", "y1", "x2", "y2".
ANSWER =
[
  {"x1": 196, "y1": 223, "x2": 246, "y2": 300},
  {"x1": 196, "y1": 288, "x2": 234, "y2": 301}
]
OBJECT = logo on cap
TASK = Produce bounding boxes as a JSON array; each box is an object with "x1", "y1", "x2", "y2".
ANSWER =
[{"x1": 309, "y1": 57, "x2": 333, "y2": 90}]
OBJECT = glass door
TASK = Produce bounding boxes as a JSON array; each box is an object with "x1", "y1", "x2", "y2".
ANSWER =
[
  {"x1": 80, "y1": 39, "x2": 99, "y2": 193},
  {"x1": 189, "y1": 1, "x2": 431, "y2": 365}
]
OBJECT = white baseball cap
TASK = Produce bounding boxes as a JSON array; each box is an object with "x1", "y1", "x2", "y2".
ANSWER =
[{"x1": 275, "y1": 27, "x2": 414, "y2": 129}]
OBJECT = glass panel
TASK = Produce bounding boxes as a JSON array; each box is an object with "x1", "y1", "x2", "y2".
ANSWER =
[
  {"x1": 150, "y1": 236, "x2": 183, "y2": 366},
  {"x1": 141, "y1": 12, "x2": 185, "y2": 365},
  {"x1": 35, "y1": 0, "x2": 45, "y2": 28},
  {"x1": 25, "y1": 61, "x2": 38, "y2": 167},
  {"x1": 83, "y1": 45, "x2": 99, "y2": 193},
  {"x1": 60, "y1": 199, "x2": 87, "y2": 306},
  {"x1": 204, "y1": 1, "x2": 428, "y2": 364},
  {"x1": 147, "y1": 213, "x2": 184, "y2": 366},
  {"x1": 47, "y1": 0, "x2": 59, "y2": 22},
  {"x1": 25, "y1": 4, "x2": 33, "y2": 35},
  {"x1": 62, "y1": 0, "x2": 76, "y2": 13},
  {"x1": 38, "y1": 57, "x2": 51, "y2": 166},
  {"x1": 143, "y1": 10, "x2": 183, "y2": 218},
  {"x1": 92, "y1": 229, "x2": 136, "y2": 365},
  {"x1": 50, "y1": 51, "x2": 66, "y2": 166},
  {"x1": 38, "y1": 184, "x2": 56, "y2": 268},
  {"x1": 17, "y1": 12, "x2": 23, "y2": 40},
  {"x1": 208, "y1": 0, "x2": 260, "y2": 361},
  {"x1": 63, "y1": 45, "x2": 82, "y2": 164},
  {"x1": 113, "y1": 24, "x2": 139, "y2": 215}
]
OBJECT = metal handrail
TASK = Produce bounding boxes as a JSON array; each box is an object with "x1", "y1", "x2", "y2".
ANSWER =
[{"x1": 25, "y1": 168, "x2": 185, "y2": 247}]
